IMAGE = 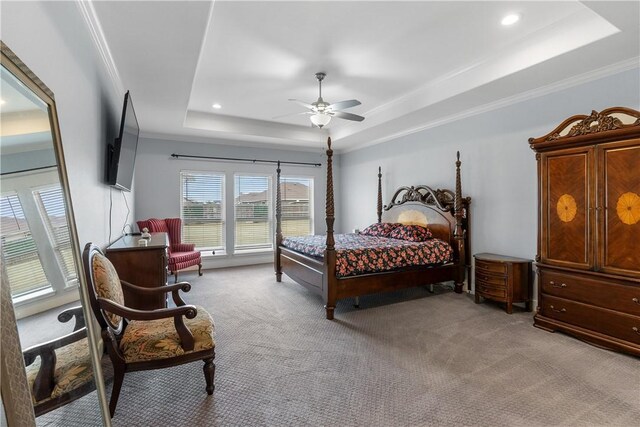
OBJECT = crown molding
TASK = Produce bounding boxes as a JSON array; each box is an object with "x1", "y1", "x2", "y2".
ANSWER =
[
  {"x1": 341, "y1": 58, "x2": 640, "y2": 153},
  {"x1": 139, "y1": 131, "x2": 328, "y2": 155},
  {"x1": 76, "y1": 0, "x2": 124, "y2": 97}
]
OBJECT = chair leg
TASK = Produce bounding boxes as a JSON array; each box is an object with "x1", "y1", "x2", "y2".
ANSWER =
[
  {"x1": 198, "y1": 263, "x2": 203, "y2": 276},
  {"x1": 203, "y1": 357, "x2": 215, "y2": 395},
  {"x1": 174, "y1": 271, "x2": 178, "y2": 283},
  {"x1": 109, "y1": 365, "x2": 125, "y2": 418}
]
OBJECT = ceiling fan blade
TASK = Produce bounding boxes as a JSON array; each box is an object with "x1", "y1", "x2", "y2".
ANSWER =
[
  {"x1": 288, "y1": 99, "x2": 314, "y2": 110},
  {"x1": 272, "y1": 111, "x2": 311, "y2": 120},
  {"x1": 328, "y1": 99, "x2": 361, "y2": 110},
  {"x1": 331, "y1": 111, "x2": 365, "y2": 122}
]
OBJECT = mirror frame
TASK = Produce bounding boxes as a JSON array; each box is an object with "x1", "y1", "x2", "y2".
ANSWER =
[{"x1": 0, "y1": 41, "x2": 111, "y2": 426}]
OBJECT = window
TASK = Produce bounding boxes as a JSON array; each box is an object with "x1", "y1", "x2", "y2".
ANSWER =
[
  {"x1": 280, "y1": 176, "x2": 313, "y2": 237},
  {"x1": 34, "y1": 186, "x2": 77, "y2": 285},
  {"x1": 180, "y1": 172, "x2": 225, "y2": 250},
  {"x1": 0, "y1": 193, "x2": 50, "y2": 297},
  {"x1": 234, "y1": 174, "x2": 272, "y2": 251}
]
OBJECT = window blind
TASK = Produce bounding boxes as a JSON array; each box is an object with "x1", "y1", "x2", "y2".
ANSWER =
[
  {"x1": 234, "y1": 175, "x2": 272, "y2": 250},
  {"x1": 280, "y1": 177, "x2": 313, "y2": 237},
  {"x1": 0, "y1": 193, "x2": 50, "y2": 297},
  {"x1": 34, "y1": 186, "x2": 77, "y2": 284},
  {"x1": 180, "y1": 172, "x2": 225, "y2": 250}
]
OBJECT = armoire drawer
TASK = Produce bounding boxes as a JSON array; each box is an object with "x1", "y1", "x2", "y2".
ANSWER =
[
  {"x1": 539, "y1": 295, "x2": 640, "y2": 345},
  {"x1": 539, "y1": 270, "x2": 640, "y2": 317},
  {"x1": 475, "y1": 259, "x2": 506, "y2": 276}
]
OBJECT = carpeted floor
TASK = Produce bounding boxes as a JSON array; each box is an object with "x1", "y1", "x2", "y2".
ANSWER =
[{"x1": 27, "y1": 264, "x2": 639, "y2": 426}]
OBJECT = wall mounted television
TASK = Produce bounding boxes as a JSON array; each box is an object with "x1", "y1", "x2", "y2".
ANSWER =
[{"x1": 106, "y1": 90, "x2": 139, "y2": 192}]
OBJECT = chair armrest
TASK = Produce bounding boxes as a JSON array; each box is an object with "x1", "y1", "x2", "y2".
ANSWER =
[
  {"x1": 120, "y1": 280, "x2": 191, "y2": 306},
  {"x1": 97, "y1": 299, "x2": 196, "y2": 350},
  {"x1": 23, "y1": 328, "x2": 88, "y2": 366},
  {"x1": 172, "y1": 243, "x2": 196, "y2": 252},
  {"x1": 57, "y1": 306, "x2": 86, "y2": 331},
  {"x1": 23, "y1": 328, "x2": 88, "y2": 402}
]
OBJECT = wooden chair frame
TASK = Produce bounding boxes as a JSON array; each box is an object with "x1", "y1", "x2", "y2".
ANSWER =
[{"x1": 83, "y1": 243, "x2": 215, "y2": 417}]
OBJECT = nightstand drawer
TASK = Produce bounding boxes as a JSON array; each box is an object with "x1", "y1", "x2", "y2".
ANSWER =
[
  {"x1": 475, "y1": 259, "x2": 507, "y2": 275},
  {"x1": 540, "y1": 295, "x2": 640, "y2": 345},
  {"x1": 476, "y1": 279, "x2": 506, "y2": 299},
  {"x1": 540, "y1": 269, "x2": 640, "y2": 317},
  {"x1": 474, "y1": 272, "x2": 506, "y2": 288}
]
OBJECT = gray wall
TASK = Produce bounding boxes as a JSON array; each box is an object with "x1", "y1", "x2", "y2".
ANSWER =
[
  {"x1": 134, "y1": 137, "x2": 337, "y2": 267},
  {"x1": 0, "y1": 148, "x2": 56, "y2": 175},
  {"x1": 2, "y1": 1, "x2": 131, "y2": 246},
  {"x1": 2, "y1": 2, "x2": 130, "y2": 314},
  {"x1": 339, "y1": 68, "x2": 640, "y2": 297}
]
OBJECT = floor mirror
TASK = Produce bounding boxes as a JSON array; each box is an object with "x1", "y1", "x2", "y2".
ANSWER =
[{"x1": 0, "y1": 42, "x2": 110, "y2": 426}]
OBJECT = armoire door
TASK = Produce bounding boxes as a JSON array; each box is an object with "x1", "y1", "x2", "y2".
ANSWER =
[
  {"x1": 598, "y1": 140, "x2": 640, "y2": 277},
  {"x1": 541, "y1": 147, "x2": 595, "y2": 269}
]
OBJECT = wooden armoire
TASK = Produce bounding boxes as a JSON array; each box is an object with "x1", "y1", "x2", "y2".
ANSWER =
[{"x1": 529, "y1": 107, "x2": 640, "y2": 356}]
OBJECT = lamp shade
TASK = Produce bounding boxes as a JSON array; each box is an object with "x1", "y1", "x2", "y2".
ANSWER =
[{"x1": 310, "y1": 113, "x2": 331, "y2": 128}]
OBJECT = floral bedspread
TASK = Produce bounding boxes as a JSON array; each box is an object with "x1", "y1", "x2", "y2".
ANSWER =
[{"x1": 281, "y1": 233, "x2": 453, "y2": 277}]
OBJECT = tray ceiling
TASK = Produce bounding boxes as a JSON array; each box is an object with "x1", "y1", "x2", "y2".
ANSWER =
[{"x1": 91, "y1": 1, "x2": 640, "y2": 152}]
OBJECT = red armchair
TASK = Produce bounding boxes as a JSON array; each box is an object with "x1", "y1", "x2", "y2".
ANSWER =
[{"x1": 136, "y1": 218, "x2": 202, "y2": 282}]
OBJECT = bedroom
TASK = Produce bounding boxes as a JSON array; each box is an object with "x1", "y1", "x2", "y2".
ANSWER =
[{"x1": 1, "y1": 1, "x2": 638, "y2": 426}]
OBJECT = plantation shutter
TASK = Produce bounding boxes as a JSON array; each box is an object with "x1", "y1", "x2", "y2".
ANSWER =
[
  {"x1": 180, "y1": 172, "x2": 225, "y2": 250},
  {"x1": 234, "y1": 175, "x2": 272, "y2": 250},
  {"x1": 280, "y1": 177, "x2": 313, "y2": 237},
  {"x1": 0, "y1": 193, "x2": 50, "y2": 297},
  {"x1": 34, "y1": 186, "x2": 77, "y2": 284}
]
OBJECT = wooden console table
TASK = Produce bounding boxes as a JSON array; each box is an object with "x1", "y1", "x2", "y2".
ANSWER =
[{"x1": 106, "y1": 232, "x2": 169, "y2": 310}]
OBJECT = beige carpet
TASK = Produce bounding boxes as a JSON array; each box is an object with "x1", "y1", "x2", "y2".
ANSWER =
[{"x1": 34, "y1": 264, "x2": 639, "y2": 426}]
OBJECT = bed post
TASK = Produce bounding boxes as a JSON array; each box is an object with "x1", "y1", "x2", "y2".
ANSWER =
[
  {"x1": 453, "y1": 151, "x2": 465, "y2": 294},
  {"x1": 377, "y1": 166, "x2": 383, "y2": 223},
  {"x1": 323, "y1": 138, "x2": 337, "y2": 319},
  {"x1": 274, "y1": 161, "x2": 283, "y2": 282}
]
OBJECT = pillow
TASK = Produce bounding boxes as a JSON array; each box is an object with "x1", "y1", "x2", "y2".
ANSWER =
[
  {"x1": 360, "y1": 222, "x2": 401, "y2": 237},
  {"x1": 388, "y1": 224, "x2": 433, "y2": 242}
]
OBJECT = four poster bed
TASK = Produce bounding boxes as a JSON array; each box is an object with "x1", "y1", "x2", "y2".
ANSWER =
[{"x1": 274, "y1": 138, "x2": 470, "y2": 319}]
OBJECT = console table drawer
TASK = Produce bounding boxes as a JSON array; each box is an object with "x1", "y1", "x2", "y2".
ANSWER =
[
  {"x1": 540, "y1": 295, "x2": 640, "y2": 345},
  {"x1": 540, "y1": 270, "x2": 640, "y2": 317}
]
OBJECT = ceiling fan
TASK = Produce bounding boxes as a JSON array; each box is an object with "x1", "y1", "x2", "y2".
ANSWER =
[{"x1": 285, "y1": 72, "x2": 365, "y2": 128}]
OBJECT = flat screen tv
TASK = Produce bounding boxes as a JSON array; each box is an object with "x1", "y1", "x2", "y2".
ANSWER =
[{"x1": 107, "y1": 90, "x2": 139, "y2": 192}]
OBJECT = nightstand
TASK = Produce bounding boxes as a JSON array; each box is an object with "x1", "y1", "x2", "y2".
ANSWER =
[{"x1": 474, "y1": 253, "x2": 533, "y2": 314}]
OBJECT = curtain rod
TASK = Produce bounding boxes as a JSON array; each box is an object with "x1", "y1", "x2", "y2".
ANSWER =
[{"x1": 170, "y1": 153, "x2": 321, "y2": 167}]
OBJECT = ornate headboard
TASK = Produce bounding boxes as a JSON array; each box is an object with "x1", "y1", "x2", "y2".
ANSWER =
[
  {"x1": 377, "y1": 152, "x2": 470, "y2": 265},
  {"x1": 381, "y1": 186, "x2": 465, "y2": 244}
]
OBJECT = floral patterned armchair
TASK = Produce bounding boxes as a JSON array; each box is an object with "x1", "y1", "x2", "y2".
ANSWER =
[
  {"x1": 136, "y1": 218, "x2": 203, "y2": 283},
  {"x1": 23, "y1": 307, "x2": 96, "y2": 416},
  {"x1": 82, "y1": 243, "x2": 215, "y2": 417}
]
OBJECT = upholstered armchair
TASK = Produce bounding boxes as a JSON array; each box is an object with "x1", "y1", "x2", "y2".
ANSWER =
[
  {"x1": 23, "y1": 307, "x2": 96, "y2": 416},
  {"x1": 82, "y1": 243, "x2": 215, "y2": 417},
  {"x1": 136, "y1": 218, "x2": 203, "y2": 283}
]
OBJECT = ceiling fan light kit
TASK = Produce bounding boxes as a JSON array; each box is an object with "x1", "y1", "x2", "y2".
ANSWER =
[
  {"x1": 286, "y1": 72, "x2": 365, "y2": 128},
  {"x1": 310, "y1": 113, "x2": 331, "y2": 128}
]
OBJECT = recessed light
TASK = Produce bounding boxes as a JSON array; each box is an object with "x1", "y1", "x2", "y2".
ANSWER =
[
  {"x1": 212, "y1": 103, "x2": 222, "y2": 109},
  {"x1": 501, "y1": 14, "x2": 520, "y2": 26}
]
